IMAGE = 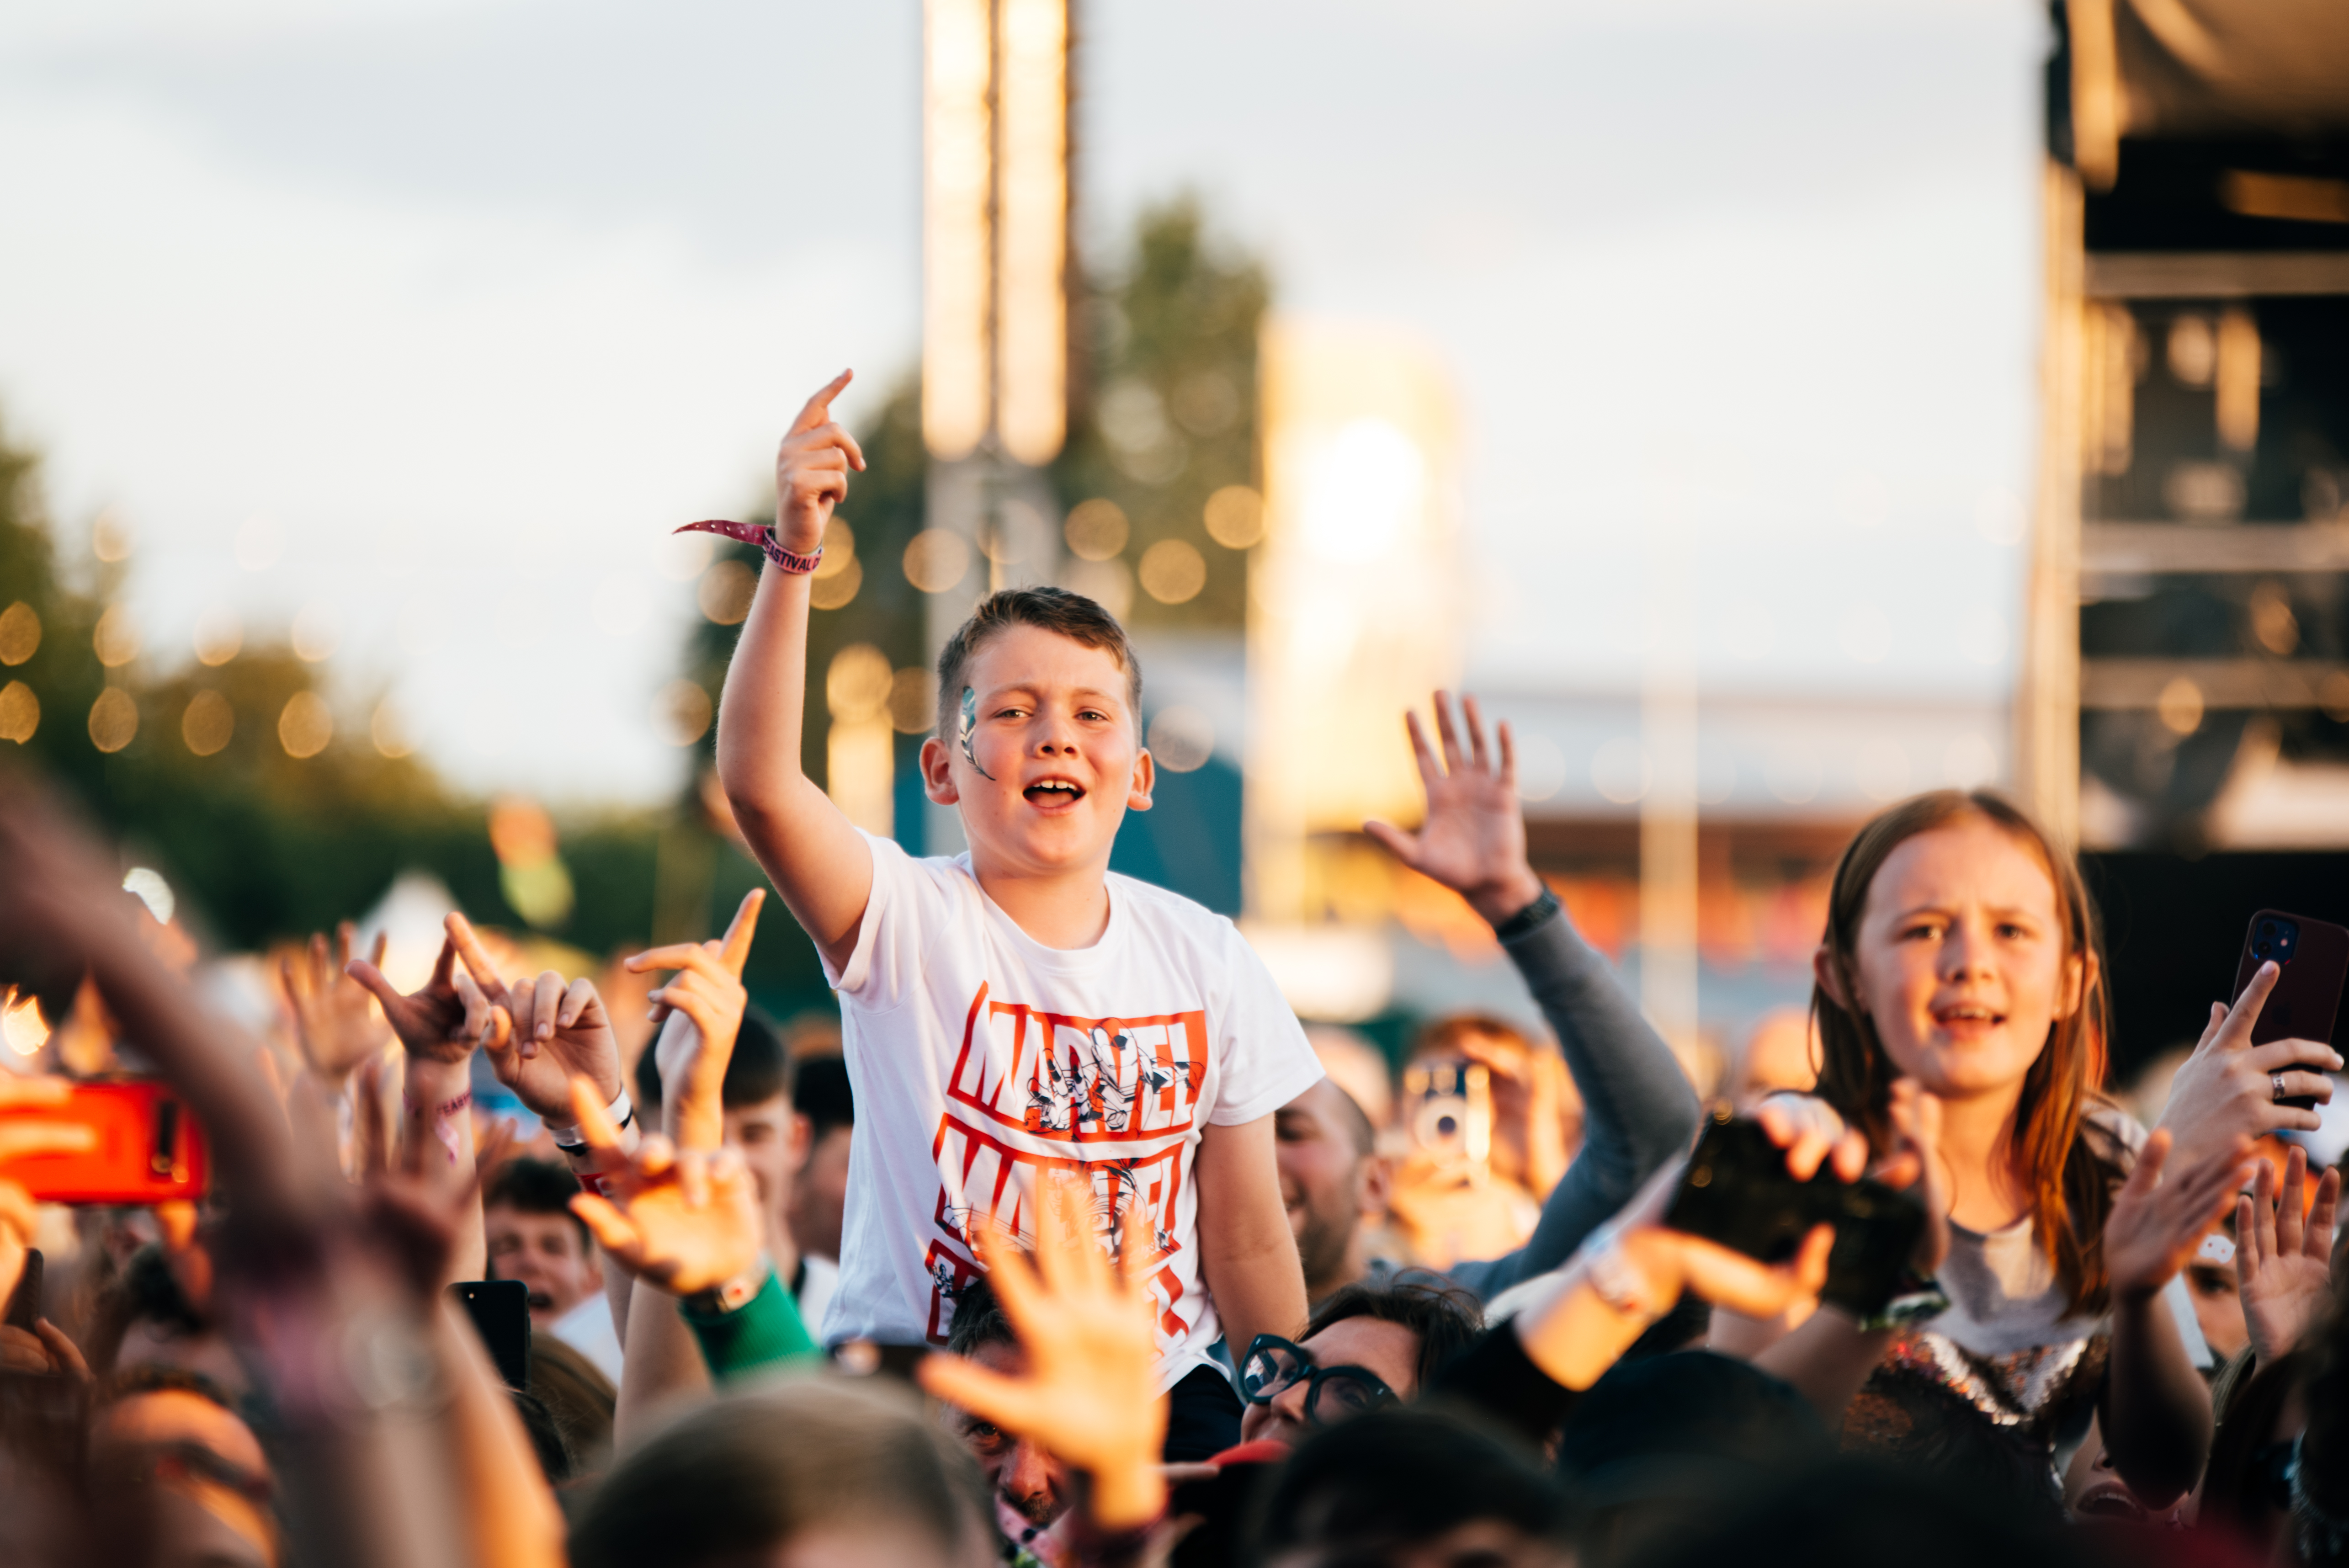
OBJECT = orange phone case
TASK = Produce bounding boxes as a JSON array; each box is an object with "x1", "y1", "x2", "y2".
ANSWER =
[{"x1": 5, "y1": 1079, "x2": 210, "y2": 1205}]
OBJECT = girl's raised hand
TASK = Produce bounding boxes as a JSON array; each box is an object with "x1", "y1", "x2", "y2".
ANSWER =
[
  {"x1": 2237, "y1": 1143, "x2": 2340, "y2": 1362},
  {"x1": 2105, "y1": 1128, "x2": 2255, "y2": 1304},
  {"x1": 2158, "y1": 962, "x2": 2342, "y2": 1164}
]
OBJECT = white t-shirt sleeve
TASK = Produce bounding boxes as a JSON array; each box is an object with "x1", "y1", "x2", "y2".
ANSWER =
[
  {"x1": 1206, "y1": 921, "x2": 1324, "y2": 1126},
  {"x1": 825, "y1": 830, "x2": 948, "y2": 1006}
]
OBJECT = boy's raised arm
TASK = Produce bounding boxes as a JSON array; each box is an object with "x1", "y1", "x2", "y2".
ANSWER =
[{"x1": 716, "y1": 371, "x2": 874, "y2": 974}]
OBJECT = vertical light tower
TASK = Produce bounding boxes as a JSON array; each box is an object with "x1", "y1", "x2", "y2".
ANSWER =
[{"x1": 921, "y1": 0, "x2": 1071, "y2": 846}]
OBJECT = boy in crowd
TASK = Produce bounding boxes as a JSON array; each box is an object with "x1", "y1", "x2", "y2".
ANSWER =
[
  {"x1": 485, "y1": 1157, "x2": 621, "y2": 1383},
  {"x1": 709, "y1": 371, "x2": 1322, "y2": 1458}
]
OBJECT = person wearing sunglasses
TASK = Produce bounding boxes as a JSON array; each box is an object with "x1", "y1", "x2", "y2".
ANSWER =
[{"x1": 1237, "y1": 1277, "x2": 1482, "y2": 1447}]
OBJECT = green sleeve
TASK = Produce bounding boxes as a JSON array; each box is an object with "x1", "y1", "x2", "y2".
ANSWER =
[{"x1": 681, "y1": 1267, "x2": 823, "y2": 1381}]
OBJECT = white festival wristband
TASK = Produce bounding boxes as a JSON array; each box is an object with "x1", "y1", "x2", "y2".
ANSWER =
[{"x1": 548, "y1": 1085, "x2": 638, "y2": 1154}]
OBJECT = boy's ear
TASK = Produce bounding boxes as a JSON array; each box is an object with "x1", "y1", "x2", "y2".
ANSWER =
[
  {"x1": 919, "y1": 737, "x2": 959, "y2": 806},
  {"x1": 1127, "y1": 745, "x2": 1155, "y2": 813}
]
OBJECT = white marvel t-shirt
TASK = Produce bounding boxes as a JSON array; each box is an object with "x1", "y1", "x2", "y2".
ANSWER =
[{"x1": 819, "y1": 831, "x2": 1323, "y2": 1392}]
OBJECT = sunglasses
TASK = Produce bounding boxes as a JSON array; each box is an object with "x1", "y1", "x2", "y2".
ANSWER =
[{"x1": 1238, "y1": 1334, "x2": 1396, "y2": 1424}]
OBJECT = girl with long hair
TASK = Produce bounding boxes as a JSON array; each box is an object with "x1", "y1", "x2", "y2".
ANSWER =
[{"x1": 1728, "y1": 790, "x2": 2273, "y2": 1508}]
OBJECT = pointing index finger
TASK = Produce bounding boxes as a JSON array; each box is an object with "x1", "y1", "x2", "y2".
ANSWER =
[
  {"x1": 789, "y1": 370, "x2": 854, "y2": 436},
  {"x1": 717, "y1": 888, "x2": 766, "y2": 975}
]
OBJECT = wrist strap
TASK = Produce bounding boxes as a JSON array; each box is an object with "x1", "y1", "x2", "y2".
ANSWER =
[
  {"x1": 1490, "y1": 886, "x2": 1560, "y2": 942},
  {"x1": 672, "y1": 519, "x2": 823, "y2": 575},
  {"x1": 549, "y1": 1086, "x2": 634, "y2": 1149},
  {"x1": 684, "y1": 1255, "x2": 774, "y2": 1319}
]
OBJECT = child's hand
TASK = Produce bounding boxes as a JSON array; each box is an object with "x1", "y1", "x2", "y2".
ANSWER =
[
  {"x1": 2159, "y1": 963, "x2": 2341, "y2": 1163},
  {"x1": 774, "y1": 371, "x2": 867, "y2": 554},
  {"x1": 2105, "y1": 1128, "x2": 2254, "y2": 1305},
  {"x1": 282, "y1": 922, "x2": 393, "y2": 1081},
  {"x1": 917, "y1": 1183, "x2": 1169, "y2": 1531},
  {"x1": 2237, "y1": 1143, "x2": 2339, "y2": 1362},
  {"x1": 627, "y1": 889, "x2": 764, "y2": 1150},
  {"x1": 564, "y1": 1077, "x2": 762, "y2": 1297},
  {"x1": 1363, "y1": 692, "x2": 1545, "y2": 926}
]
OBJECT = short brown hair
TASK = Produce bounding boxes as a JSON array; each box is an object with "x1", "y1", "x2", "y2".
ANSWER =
[{"x1": 934, "y1": 586, "x2": 1143, "y2": 739}]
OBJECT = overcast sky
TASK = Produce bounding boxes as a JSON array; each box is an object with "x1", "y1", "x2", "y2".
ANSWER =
[{"x1": 0, "y1": 0, "x2": 2046, "y2": 804}]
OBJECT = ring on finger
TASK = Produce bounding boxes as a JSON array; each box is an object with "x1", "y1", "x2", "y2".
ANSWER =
[{"x1": 2274, "y1": 1074, "x2": 2290, "y2": 1103}]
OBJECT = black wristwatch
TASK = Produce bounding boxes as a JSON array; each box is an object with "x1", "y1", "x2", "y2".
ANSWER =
[{"x1": 1489, "y1": 886, "x2": 1560, "y2": 942}]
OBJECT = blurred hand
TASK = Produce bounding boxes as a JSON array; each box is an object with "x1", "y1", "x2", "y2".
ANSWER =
[
  {"x1": 1362, "y1": 693, "x2": 1546, "y2": 926},
  {"x1": 442, "y1": 913, "x2": 622, "y2": 1124},
  {"x1": 2105, "y1": 1129, "x2": 2254, "y2": 1304},
  {"x1": 282, "y1": 922, "x2": 393, "y2": 1081},
  {"x1": 628, "y1": 890, "x2": 764, "y2": 1150},
  {"x1": 0, "y1": 1317, "x2": 88, "y2": 1379},
  {"x1": 773, "y1": 371, "x2": 866, "y2": 554},
  {"x1": 564, "y1": 1078, "x2": 760, "y2": 1297},
  {"x1": 2237, "y1": 1143, "x2": 2339, "y2": 1362},
  {"x1": 2158, "y1": 964, "x2": 2341, "y2": 1164},
  {"x1": 1451, "y1": 1032, "x2": 1573, "y2": 1198},
  {"x1": 347, "y1": 933, "x2": 495, "y2": 1066},
  {"x1": 917, "y1": 1182, "x2": 1169, "y2": 1531}
]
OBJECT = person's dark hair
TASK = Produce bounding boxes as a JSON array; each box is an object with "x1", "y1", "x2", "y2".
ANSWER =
[
  {"x1": 933, "y1": 586, "x2": 1142, "y2": 739},
  {"x1": 526, "y1": 1334, "x2": 616, "y2": 1474},
  {"x1": 87, "y1": 1244, "x2": 207, "y2": 1375},
  {"x1": 792, "y1": 1054, "x2": 855, "y2": 1144},
  {"x1": 1554, "y1": 1352, "x2": 1833, "y2": 1565},
  {"x1": 943, "y1": 1273, "x2": 1015, "y2": 1360},
  {"x1": 1248, "y1": 1406, "x2": 1570, "y2": 1567},
  {"x1": 570, "y1": 1377, "x2": 987, "y2": 1568},
  {"x1": 632, "y1": 1008, "x2": 791, "y2": 1118},
  {"x1": 1303, "y1": 1276, "x2": 1483, "y2": 1393},
  {"x1": 484, "y1": 1157, "x2": 591, "y2": 1250},
  {"x1": 510, "y1": 1388, "x2": 575, "y2": 1487},
  {"x1": 1627, "y1": 1458, "x2": 2083, "y2": 1568},
  {"x1": 1812, "y1": 790, "x2": 2120, "y2": 1316}
]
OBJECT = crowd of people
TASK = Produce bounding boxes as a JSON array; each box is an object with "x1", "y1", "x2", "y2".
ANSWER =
[{"x1": 3, "y1": 368, "x2": 2349, "y2": 1567}]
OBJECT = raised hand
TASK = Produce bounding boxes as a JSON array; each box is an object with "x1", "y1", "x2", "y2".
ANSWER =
[
  {"x1": 916, "y1": 1182, "x2": 1169, "y2": 1530},
  {"x1": 2105, "y1": 1129, "x2": 2255, "y2": 1303},
  {"x1": 2158, "y1": 963, "x2": 2342, "y2": 1166},
  {"x1": 774, "y1": 371, "x2": 867, "y2": 553},
  {"x1": 347, "y1": 933, "x2": 492, "y2": 1065},
  {"x1": 626, "y1": 889, "x2": 764, "y2": 1150},
  {"x1": 1363, "y1": 693, "x2": 1546, "y2": 925},
  {"x1": 565, "y1": 1078, "x2": 761, "y2": 1297},
  {"x1": 282, "y1": 922, "x2": 393, "y2": 1080},
  {"x1": 2237, "y1": 1143, "x2": 2340, "y2": 1362},
  {"x1": 442, "y1": 913, "x2": 622, "y2": 1125}
]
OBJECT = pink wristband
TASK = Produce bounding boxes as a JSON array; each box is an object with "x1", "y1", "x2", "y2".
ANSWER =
[{"x1": 674, "y1": 520, "x2": 824, "y2": 576}]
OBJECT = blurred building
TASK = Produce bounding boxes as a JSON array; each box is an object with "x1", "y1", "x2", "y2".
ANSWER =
[{"x1": 2021, "y1": 0, "x2": 2349, "y2": 1070}]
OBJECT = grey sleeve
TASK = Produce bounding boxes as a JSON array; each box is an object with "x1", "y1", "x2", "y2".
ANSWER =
[{"x1": 1447, "y1": 902, "x2": 1702, "y2": 1301}]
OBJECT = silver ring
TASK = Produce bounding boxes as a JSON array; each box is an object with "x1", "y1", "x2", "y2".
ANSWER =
[{"x1": 2274, "y1": 1074, "x2": 2290, "y2": 1103}]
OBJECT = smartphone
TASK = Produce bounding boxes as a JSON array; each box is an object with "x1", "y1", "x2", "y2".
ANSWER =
[
  {"x1": 2232, "y1": 910, "x2": 2349, "y2": 1111},
  {"x1": 451, "y1": 1280, "x2": 531, "y2": 1392},
  {"x1": 1401, "y1": 1058, "x2": 1492, "y2": 1171},
  {"x1": 3, "y1": 1250, "x2": 39, "y2": 1334},
  {"x1": 1664, "y1": 1105, "x2": 1927, "y2": 1319},
  {"x1": 2, "y1": 1080, "x2": 209, "y2": 1205}
]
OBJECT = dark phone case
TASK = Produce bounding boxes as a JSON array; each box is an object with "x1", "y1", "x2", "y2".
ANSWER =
[
  {"x1": 451, "y1": 1280, "x2": 531, "y2": 1392},
  {"x1": 2232, "y1": 909, "x2": 2349, "y2": 1109},
  {"x1": 3, "y1": 1250, "x2": 39, "y2": 1333},
  {"x1": 1664, "y1": 1108, "x2": 1926, "y2": 1318}
]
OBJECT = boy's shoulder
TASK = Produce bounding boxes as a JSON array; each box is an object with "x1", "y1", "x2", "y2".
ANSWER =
[{"x1": 1105, "y1": 868, "x2": 1244, "y2": 946}]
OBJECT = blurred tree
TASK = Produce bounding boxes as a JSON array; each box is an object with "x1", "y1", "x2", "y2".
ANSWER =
[{"x1": 1053, "y1": 195, "x2": 1268, "y2": 630}]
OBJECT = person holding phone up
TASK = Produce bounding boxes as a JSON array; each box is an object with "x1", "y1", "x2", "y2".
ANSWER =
[{"x1": 1720, "y1": 791, "x2": 2271, "y2": 1513}]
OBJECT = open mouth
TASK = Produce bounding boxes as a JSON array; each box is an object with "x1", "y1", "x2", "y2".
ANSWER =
[
  {"x1": 2073, "y1": 1483, "x2": 2142, "y2": 1520},
  {"x1": 1024, "y1": 778, "x2": 1086, "y2": 808},
  {"x1": 1932, "y1": 1001, "x2": 2004, "y2": 1030},
  {"x1": 526, "y1": 1290, "x2": 554, "y2": 1312}
]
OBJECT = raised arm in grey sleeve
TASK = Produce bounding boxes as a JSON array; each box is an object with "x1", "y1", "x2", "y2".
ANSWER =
[{"x1": 1446, "y1": 901, "x2": 1701, "y2": 1299}]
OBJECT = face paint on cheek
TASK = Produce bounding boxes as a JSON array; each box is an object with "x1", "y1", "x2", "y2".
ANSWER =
[{"x1": 959, "y1": 686, "x2": 995, "y2": 781}]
